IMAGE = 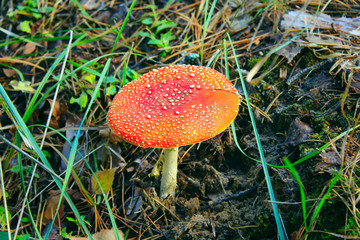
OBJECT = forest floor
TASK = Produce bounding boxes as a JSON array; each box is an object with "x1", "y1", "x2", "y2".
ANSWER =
[{"x1": 0, "y1": 0, "x2": 360, "y2": 239}]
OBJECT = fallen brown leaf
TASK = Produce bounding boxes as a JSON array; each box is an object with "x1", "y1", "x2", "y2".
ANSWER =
[
  {"x1": 43, "y1": 190, "x2": 64, "y2": 226},
  {"x1": 2, "y1": 68, "x2": 16, "y2": 77},
  {"x1": 91, "y1": 168, "x2": 117, "y2": 195},
  {"x1": 23, "y1": 42, "x2": 36, "y2": 55}
]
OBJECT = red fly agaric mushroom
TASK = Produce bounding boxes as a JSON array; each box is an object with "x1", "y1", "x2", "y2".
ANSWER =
[{"x1": 107, "y1": 65, "x2": 239, "y2": 199}]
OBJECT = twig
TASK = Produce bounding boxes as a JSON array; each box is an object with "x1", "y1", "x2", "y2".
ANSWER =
[
  {"x1": 286, "y1": 58, "x2": 336, "y2": 86},
  {"x1": 200, "y1": 184, "x2": 259, "y2": 211}
]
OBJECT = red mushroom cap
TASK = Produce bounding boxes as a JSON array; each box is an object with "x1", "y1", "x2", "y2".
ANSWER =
[{"x1": 107, "y1": 65, "x2": 239, "y2": 148}]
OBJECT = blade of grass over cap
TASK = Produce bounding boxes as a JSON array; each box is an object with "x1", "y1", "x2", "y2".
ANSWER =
[
  {"x1": 227, "y1": 33, "x2": 287, "y2": 240},
  {"x1": 223, "y1": 39, "x2": 262, "y2": 164}
]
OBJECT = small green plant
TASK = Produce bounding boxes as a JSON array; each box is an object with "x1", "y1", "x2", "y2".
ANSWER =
[
  {"x1": 17, "y1": 234, "x2": 31, "y2": 240},
  {"x1": 60, "y1": 227, "x2": 73, "y2": 238},
  {"x1": 70, "y1": 91, "x2": 88, "y2": 110},
  {"x1": 9, "y1": 80, "x2": 36, "y2": 93},
  {"x1": 118, "y1": 68, "x2": 141, "y2": 85},
  {"x1": 140, "y1": 31, "x2": 176, "y2": 58},
  {"x1": 0, "y1": 206, "x2": 11, "y2": 228},
  {"x1": 10, "y1": 165, "x2": 39, "y2": 178},
  {"x1": 342, "y1": 216, "x2": 360, "y2": 236},
  {"x1": 7, "y1": 0, "x2": 53, "y2": 33},
  {"x1": 69, "y1": 66, "x2": 140, "y2": 109},
  {"x1": 66, "y1": 215, "x2": 91, "y2": 236},
  {"x1": 138, "y1": 6, "x2": 177, "y2": 57}
]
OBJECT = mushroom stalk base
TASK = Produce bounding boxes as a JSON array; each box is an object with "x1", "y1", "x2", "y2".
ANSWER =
[{"x1": 160, "y1": 147, "x2": 178, "y2": 199}]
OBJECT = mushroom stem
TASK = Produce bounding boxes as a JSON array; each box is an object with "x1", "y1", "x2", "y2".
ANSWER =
[{"x1": 160, "y1": 147, "x2": 178, "y2": 199}]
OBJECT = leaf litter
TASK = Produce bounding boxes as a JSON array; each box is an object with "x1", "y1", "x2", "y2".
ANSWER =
[{"x1": 0, "y1": 0, "x2": 360, "y2": 239}]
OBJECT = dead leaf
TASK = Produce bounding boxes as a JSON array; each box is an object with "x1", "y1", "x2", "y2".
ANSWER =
[
  {"x1": 82, "y1": 0, "x2": 104, "y2": 10},
  {"x1": 96, "y1": 10, "x2": 111, "y2": 23},
  {"x1": 281, "y1": 11, "x2": 360, "y2": 36},
  {"x1": 284, "y1": 118, "x2": 313, "y2": 147},
  {"x1": 2, "y1": 68, "x2": 16, "y2": 77},
  {"x1": 68, "y1": 228, "x2": 124, "y2": 240},
  {"x1": 122, "y1": 188, "x2": 143, "y2": 220},
  {"x1": 315, "y1": 150, "x2": 342, "y2": 174},
  {"x1": 320, "y1": 150, "x2": 342, "y2": 165},
  {"x1": 229, "y1": 14, "x2": 253, "y2": 34},
  {"x1": 126, "y1": 166, "x2": 135, "y2": 172},
  {"x1": 46, "y1": 99, "x2": 68, "y2": 129},
  {"x1": 91, "y1": 168, "x2": 117, "y2": 195},
  {"x1": 9, "y1": 42, "x2": 20, "y2": 51},
  {"x1": 47, "y1": 100, "x2": 64, "y2": 119},
  {"x1": 23, "y1": 42, "x2": 36, "y2": 55},
  {"x1": 276, "y1": 40, "x2": 303, "y2": 63},
  {"x1": 61, "y1": 141, "x2": 85, "y2": 170},
  {"x1": 281, "y1": 11, "x2": 333, "y2": 30},
  {"x1": 43, "y1": 190, "x2": 64, "y2": 226}
]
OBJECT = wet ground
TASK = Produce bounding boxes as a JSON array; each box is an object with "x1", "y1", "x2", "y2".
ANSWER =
[
  {"x1": 1, "y1": 1, "x2": 359, "y2": 239},
  {"x1": 101, "y1": 53, "x2": 356, "y2": 239}
]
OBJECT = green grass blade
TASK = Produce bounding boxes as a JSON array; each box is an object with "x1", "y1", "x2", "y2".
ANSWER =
[
  {"x1": 309, "y1": 171, "x2": 340, "y2": 229},
  {"x1": 0, "y1": 152, "x2": 12, "y2": 239},
  {"x1": 283, "y1": 158, "x2": 308, "y2": 231},
  {"x1": 0, "y1": 83, "x2": 93, "y2": 237},
  {"x1": 14, "y1": 134, "x2": 42, "y2": 240},
  {"x1": 30, "y1": 123, "x2": 123, "y2": 239},
  {"x1": 52, "y1": 59, "x2": 115, "y2": 239},
  {"x1": 0, "y1": 64, "x2": 25, "y2": 82},
  {"x1": 69, "y1": 0, "x2": 91, "y2": 18},
  {"x1": 227, "y1": 32, "x2": 286, "y2": 240},
  {"x1": 122, "y1": 58, "x2": 128, "y2": 86},
  {"x1": 22, "y1": 34, "x2": 87, "y2": 123},
  {"x1": 111, "y1": 0, "x2": 137, "y2": 54},
  {"x1": 0, "y1": 26, "x2": 43, "y2": 47},
  {"x1": 201, "y1": 0, "x2": 217, "y2": 65}
]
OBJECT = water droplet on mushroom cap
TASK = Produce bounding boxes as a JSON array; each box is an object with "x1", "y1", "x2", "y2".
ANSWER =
[{"x1": 107, "y1": 65, "x2": 240, "y2": 148}]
